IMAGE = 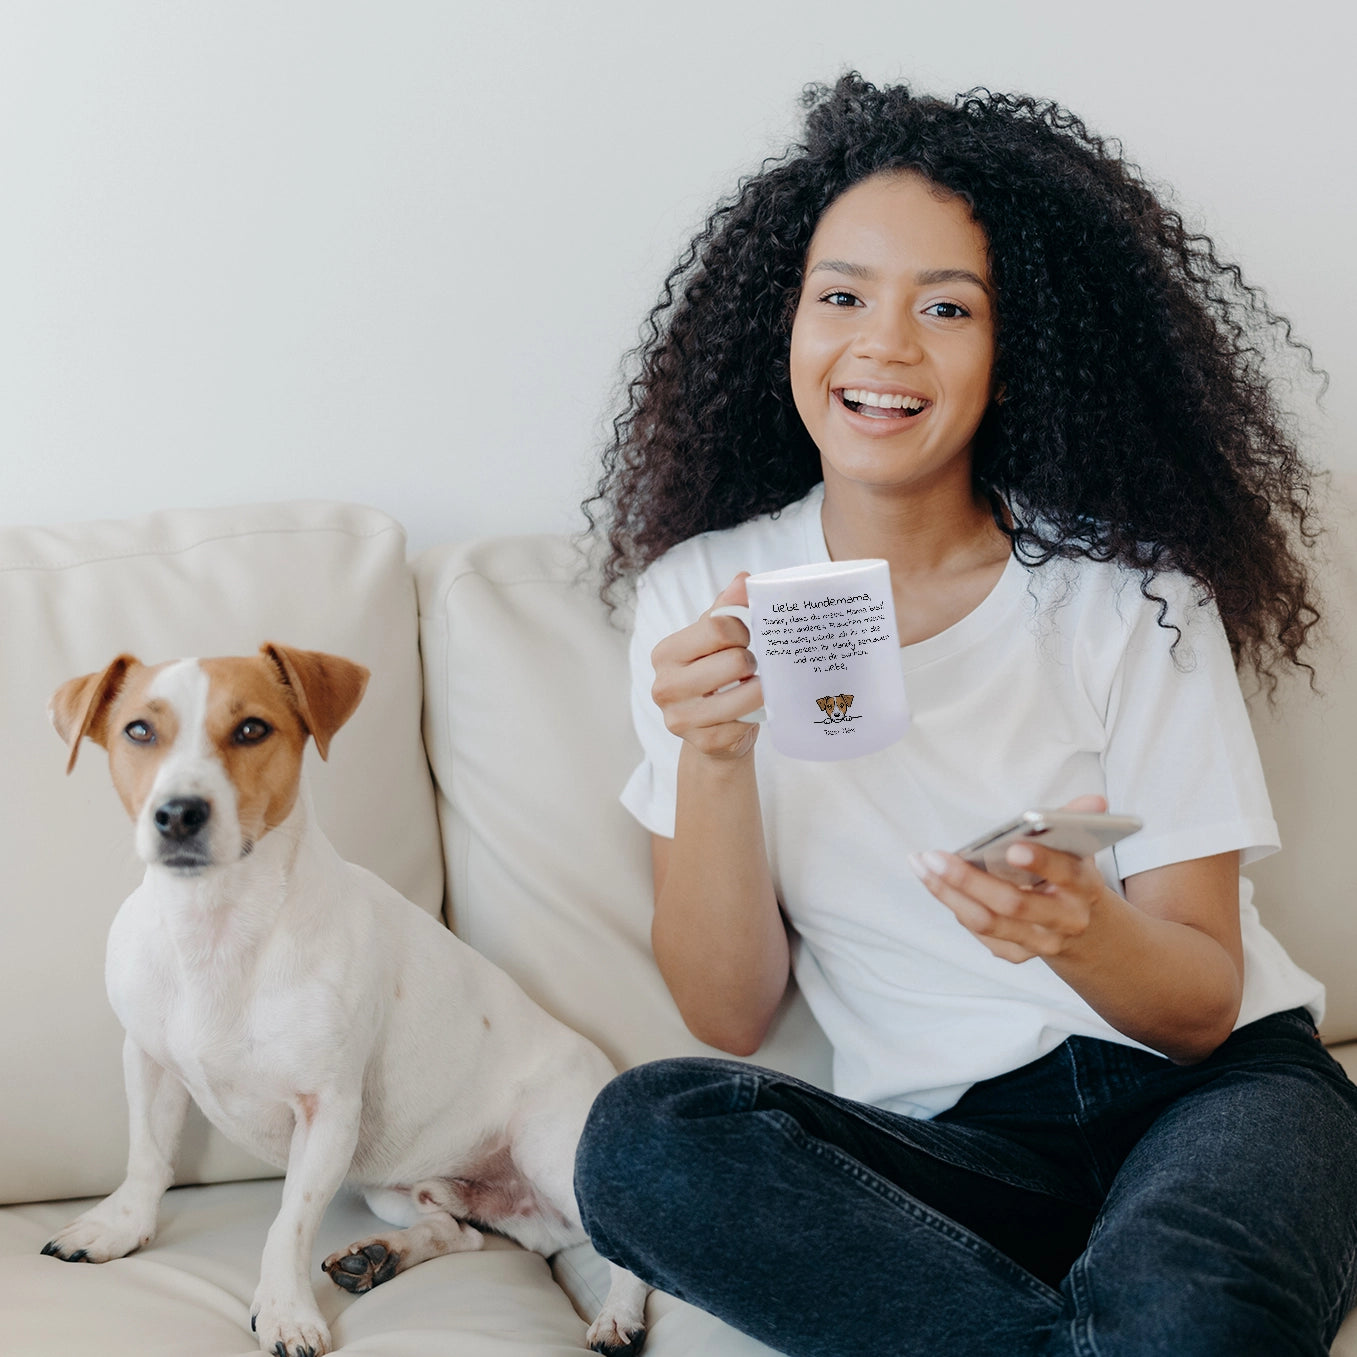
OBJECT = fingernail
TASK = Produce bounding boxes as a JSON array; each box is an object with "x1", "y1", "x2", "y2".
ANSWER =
[
  {"x1": 909, "y1": 850, "x2": 949, "y2": 879},
  {"x1": 1007, "y1": 844, "x2": 1035, "y2": 865}
]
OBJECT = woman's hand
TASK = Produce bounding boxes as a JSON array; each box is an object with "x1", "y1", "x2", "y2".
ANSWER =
[
  {"x1": 650, "y1": 574, "x2": 763, "y2": 761},
  {"x1": 908, "y1": 794, "x2": 1112, "y2": 964}
]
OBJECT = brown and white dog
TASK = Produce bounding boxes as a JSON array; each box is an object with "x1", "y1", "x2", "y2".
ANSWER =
[{"x1": 41, "y1": 644, "x2": 648, "y2": 1357}]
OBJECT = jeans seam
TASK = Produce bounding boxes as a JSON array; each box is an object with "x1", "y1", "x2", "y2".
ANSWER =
[
  {"x1": 1324, "y1": 1233, "x2": 1357, "y2": 1339},
  {"x1": 1064, "y1": 1042, "x2": 1115, "y2": 1197},
  {"x1": 1063, "y1": 1251, "x2": 1103, "y2": 1357},
  {"x1": 762, "y1": 1107, "x2": 1064, "y2": 1309},
  {"x1": 732, "y1": 1067, "x2": 761, "y2": 1115}
]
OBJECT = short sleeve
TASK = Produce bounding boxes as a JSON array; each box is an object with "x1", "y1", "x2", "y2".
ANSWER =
[
  {"x1": 1101, "y1": 572, "x2": 1279, "y2": 879},
  {"x1": 618, "y1": 566, "x2": 690, "y2": 838},
  {"x1": 616, "y1": 485, "x2": 827, "y2": 838}
]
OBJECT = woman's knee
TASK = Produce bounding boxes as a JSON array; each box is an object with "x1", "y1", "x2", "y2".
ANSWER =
[
  {"x1": 573, "y1": 1057, "x2": 753, "y2": 1255},
  {"x1": 576, "y1": 1057, "x2": 748, "y2": 1177}
]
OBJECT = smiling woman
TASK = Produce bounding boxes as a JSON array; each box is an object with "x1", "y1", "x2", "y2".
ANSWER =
[{"x1": 574, "y1": 71, "x2": 1357, "y2": 1357}]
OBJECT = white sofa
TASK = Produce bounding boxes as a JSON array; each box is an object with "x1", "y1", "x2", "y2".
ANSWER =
[{"x1": 2, "y1": 496, "x2": 1355, "y2": 1356}]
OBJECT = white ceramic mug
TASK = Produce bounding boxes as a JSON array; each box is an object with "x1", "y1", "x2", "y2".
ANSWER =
[{"x1": 712, "y1": 558, "x2": 910, "y2": 761}]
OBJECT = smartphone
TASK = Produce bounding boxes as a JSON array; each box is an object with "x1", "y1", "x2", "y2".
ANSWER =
[{"x1": 955, "y1": 810, "x2": 1143, "y2": 885}]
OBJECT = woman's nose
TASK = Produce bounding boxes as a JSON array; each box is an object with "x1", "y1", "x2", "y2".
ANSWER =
[{"x1": 855, "y1": 310, "x2": 924, "y2": 365}]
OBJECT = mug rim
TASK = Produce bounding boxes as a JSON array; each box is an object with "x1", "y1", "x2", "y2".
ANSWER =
[{"x1": 747, "y1": 557, "x2": 887, "y2": 586}]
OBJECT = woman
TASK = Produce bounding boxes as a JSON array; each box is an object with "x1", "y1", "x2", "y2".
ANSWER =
[{"x1": 575, "y1": 73, "x2": 1357, "y2": 1356}]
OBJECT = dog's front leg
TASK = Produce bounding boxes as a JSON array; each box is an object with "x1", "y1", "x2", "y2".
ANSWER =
[
  {"x1": 251, "y1": 1089, "x2": 361, "y2": 1357},
  {"x1": 42, "y1": 1036, "x2": 189, "y2": 1263}
]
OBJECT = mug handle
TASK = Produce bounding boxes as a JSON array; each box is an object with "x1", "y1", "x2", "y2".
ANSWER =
[{"x1": 710, "y1": 604, "x2": 767, "y2": 725}]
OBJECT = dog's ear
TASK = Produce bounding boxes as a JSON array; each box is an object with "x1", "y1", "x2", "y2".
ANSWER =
[
  {"x1": 260, "y1": 643, "x2": 370, "y2": 761},
  {"x1": 49, "y1": 655, "x2": 140, "y2": 774}
]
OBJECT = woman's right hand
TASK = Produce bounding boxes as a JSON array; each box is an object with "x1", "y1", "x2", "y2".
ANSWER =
[{"x1": 649, "y1": 574, "x2": 763, "y2": 761}]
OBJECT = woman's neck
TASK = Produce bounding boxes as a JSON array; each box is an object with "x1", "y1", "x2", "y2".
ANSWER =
[
  {"x1": 818, "y1": 465, "x2": 1014, "y2": 646},
  {"x1": 818, "y1": 467, "x2": 1009, "y2": 579}
]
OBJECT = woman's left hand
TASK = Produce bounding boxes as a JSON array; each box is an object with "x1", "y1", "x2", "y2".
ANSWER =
[{"x1": 908, "y1": 795, "x2": 1112, "y2": 964}]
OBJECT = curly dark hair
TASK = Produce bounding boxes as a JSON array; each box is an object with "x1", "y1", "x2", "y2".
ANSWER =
[{"x1": 583, "y1": 72, "x2": 1324, "y2": 683}]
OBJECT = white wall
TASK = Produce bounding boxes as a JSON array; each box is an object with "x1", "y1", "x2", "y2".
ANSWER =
[{"x1": 3, "y1": 0, "x2": 1352, "y2": 553}]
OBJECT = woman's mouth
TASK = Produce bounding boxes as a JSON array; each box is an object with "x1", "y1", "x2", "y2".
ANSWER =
[{"x1": 836, "y1": 388, "x2": 931, "y2": 420}]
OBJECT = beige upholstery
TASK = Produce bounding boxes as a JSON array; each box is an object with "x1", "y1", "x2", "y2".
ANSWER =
[
  {"x1": 1, "y1": 497, "x2": 1354, "y2": 1354},
  {"x1": 1245, "y1": 482, "x2": 1357, "y2": 1041}
]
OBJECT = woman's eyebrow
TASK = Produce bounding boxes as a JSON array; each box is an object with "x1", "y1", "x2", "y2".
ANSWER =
[
  {"x1": 916, "y1": 267, "x2": 990, "y2": 292},
  {"x1": 809, "y1": 259, "x2": 876, "y2": 280},
  {"x1": 808, "y1": 259, "x2": 990, "y2": 293}
]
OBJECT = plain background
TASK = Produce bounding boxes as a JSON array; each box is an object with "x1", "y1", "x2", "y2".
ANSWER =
[{"x1": 2, "y1": 0, "x2": 1353, "y2": 553}]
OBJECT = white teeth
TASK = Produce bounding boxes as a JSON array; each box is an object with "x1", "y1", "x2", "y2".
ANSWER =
[{"x1": 841, "y1": 388, "x2": 927, "y2": 411}]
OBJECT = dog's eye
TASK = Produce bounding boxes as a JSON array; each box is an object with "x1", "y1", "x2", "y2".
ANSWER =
[
  {"x1": 124, "y1": 720, "x2": 155, "y2": 744},
  {"x1": 233, "y1": 719, "x2": 272, "y2": 745}
]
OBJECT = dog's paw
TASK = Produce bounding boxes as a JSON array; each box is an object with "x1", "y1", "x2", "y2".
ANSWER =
[
  {"x1": 585, "y1": 1313, "x2": 648, "y2": 1356},
  {"x1": 250, "y1": 1295, "x2": 331, "y2": 1357},
  {"x1": 41, "y1": 1200, "x2": 156, "y2": 1263},
  {"x1": 321, "y1": 1239, "x2": 401, "y2": 1294}
]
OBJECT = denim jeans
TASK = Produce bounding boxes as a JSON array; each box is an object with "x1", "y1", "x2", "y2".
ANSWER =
[{"x1": 574, "y1": 1010, "x2": 1357, "y2": 1357}]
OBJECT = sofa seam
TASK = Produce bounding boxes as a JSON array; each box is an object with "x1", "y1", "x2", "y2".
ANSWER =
[
  {"x1": 0, "y1": 520, "x2": 405, "y2": 574},
  {"x1": 421, "y1": 567, "x2": 585, "y2": 608},
  {"x1": 417, "y1": 604, "x2": 468, "y2": 934}
]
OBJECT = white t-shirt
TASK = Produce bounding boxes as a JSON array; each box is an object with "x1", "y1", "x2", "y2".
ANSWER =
[{"x1": 622, "y1": 482, "x2": 1325, "y2": 1118}]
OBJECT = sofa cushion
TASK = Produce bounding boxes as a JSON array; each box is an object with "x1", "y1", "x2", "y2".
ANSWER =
[
  {"x1": 413, "y1": 534, "x2": 832, "y2": 1082},
  {"x1": 5, "y1": 1180, "x2": 790, "y2": 1356},
  {"x1": 0, "y1": 501, "x2": 443, "y2": 1206},
  {"x1": 4, "y1": 1182, "x2": 598, "y2": 1357},
  {"x1": 1245, "y1": 478, "x2": 1357, "y2": 1043}
]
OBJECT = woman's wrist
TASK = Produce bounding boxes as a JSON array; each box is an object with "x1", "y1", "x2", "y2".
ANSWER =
[{"x1": 1046, "y1": 886, "x2": 1243, "y2": 1061}]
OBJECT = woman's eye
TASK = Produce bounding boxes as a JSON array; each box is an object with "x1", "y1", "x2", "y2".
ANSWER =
[
  {"x1": 233, "y1": 719, "x2": 272, "y2": 745},
  {"x1": 925, "y1": 301, "x2": 970, "y2": 319},
  {"x1": 820, "y1": 290, "x2": 861, "y2": 308},
  {"x1": 124, "y1": 721, "x2": 155, "y2": 744}
]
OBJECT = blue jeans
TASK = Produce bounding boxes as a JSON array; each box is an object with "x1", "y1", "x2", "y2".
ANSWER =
[{"x1": 574, "y1": 1010, "x2": 1357, "y2": 1356}]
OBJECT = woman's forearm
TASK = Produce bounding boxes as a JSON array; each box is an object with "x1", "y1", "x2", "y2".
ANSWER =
[
  {"x1": 1047, "y1": 880, "x2": 1244, "y2": 1064},
  {"x1": 651, "y1": 744, "x2": 790, "y2": 1055}
]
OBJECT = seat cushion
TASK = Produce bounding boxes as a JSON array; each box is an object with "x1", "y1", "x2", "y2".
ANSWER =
[
  {"x1": 5, "y1": 1181, "x2": 785, "y2": 1356},
  {"x1": 4, "y1": 1181, "x2": 594, "y2": 1356}
]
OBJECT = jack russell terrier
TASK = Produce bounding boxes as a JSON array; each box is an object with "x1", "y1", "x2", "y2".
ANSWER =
[{"x1": 41, "y1": 643, "x2": 648, "y2": 1357}]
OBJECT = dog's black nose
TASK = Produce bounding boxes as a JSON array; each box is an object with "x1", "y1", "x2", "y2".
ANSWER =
[{"x1": 154, "y1": 796, "x2": 212, "y2": 841}]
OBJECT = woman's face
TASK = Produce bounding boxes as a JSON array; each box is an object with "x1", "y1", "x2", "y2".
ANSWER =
[{"x1": 789, "y1": 171, "x2": 997, "y2": 496}]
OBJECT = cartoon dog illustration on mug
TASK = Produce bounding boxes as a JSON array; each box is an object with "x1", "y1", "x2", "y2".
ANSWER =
[{"x1": 815, "y1": 694, "x2": 858, "y2": 723}]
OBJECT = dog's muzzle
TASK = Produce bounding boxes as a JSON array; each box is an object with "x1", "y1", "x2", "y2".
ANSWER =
[{"x1": 153, "y1": 796, "x2": 213, "y2": 869}]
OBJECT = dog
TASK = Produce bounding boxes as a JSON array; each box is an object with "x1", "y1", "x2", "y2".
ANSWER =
[{"x1": 41, "y1": 643, "x2": 648, "y2": 1357}]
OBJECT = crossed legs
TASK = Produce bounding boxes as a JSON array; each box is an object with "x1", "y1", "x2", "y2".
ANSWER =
[{"x1": 573, "y1": 1016, "x2": 1357, "y2": 1357}]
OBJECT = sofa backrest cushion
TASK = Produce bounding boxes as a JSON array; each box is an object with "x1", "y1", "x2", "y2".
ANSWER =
[
  {"x1": 1245, "y1": 479, "x2": 1357, "y2": 1043},
  {"x1": 0, "y1": 501, "x2": 443, "y2": 1206},
  {"x1": 414, "y1": 535, "x2": 834, "y2": 1082}
]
